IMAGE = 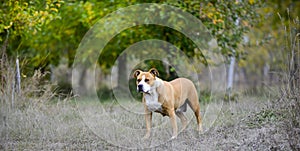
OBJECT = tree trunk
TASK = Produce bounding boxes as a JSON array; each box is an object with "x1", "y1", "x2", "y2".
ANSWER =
[
  {"x1": 263, "y1": 63, "x2": 270, "y2": 87},
  {"x1": 118, "y1": 54, "x2": 127, "y2": 90},
  {"x1": 1, "y1": 30, "x2": 9, "y2": 91},
  {"x1": 227, "y1": 56, "x2": 235, "y2": 91},
  {"x1": 225, "y1": 55, "x2": 236, "y2": 101},
  {"x1": 290, "y1": 36, "x2": 299, "y2": 96},
  {"x1": 78, "y1": 67, "x2": 87, "y2": 95},
  {"x1": 15, "y1": 57, "x2": 21, "y2": 94}
]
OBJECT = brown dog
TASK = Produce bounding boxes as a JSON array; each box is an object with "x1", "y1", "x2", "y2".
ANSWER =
[{"x1": 133, "y1": 68, "x2": 203, "y2": 139}]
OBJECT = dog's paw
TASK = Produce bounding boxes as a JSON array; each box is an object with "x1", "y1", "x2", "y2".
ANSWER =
[
  {"x1": 142, "y1": 133, "x2": 150, "y2": 140},
  {"x1": 197, "y1": 124, "x2": 203, "y2": 132},
  {"x1": 170, "y1": 135, "x2": 177, "y2": 140}
]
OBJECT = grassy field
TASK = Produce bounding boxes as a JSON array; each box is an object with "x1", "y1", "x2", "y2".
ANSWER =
[{"x1": 1, "y1": 91, "x2": 299, "y2": 150}]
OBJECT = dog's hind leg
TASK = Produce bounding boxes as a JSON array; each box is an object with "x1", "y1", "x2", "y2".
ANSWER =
[
  {"x1": 176, "y1": 101, "x2": 188, "y2": 130},
  {"x1": 187, "y1": 92, "x2": 203, "y2": 132}
]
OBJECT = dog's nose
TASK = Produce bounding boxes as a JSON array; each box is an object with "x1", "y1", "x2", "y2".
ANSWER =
[{"x1": 138, "y1": 84, "x2": 143, "y2": 92}]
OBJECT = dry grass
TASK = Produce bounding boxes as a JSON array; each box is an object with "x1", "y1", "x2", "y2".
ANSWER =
[
  {"x1": 0, "y1": 69, "x2": 299, "y2": 150},
  {"x1": 1, "y1": 91, "x2": 297, "y2": 150},
  {"x1": 0, "y1": 56, "x2": 299, "y2": 150}
]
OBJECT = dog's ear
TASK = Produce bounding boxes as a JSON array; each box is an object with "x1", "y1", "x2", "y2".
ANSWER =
[
  {"x1": 149, "y1": 68, "x2": 159, "y2": 77},
  {"x1": 133, "y1": 70, "x2": 142, "y2": 78}
]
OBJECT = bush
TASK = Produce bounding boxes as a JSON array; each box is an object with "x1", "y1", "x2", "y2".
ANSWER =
[{"x1": 97, "y1": 85, "x2": 114, "y2": 102}]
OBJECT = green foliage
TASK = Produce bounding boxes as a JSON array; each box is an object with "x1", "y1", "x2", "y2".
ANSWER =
[
  {"x1": 97, "y1": 85, "x2": 114, "y2": 102},
  {"x1": 0, "y1": 0, "x2": 63, "y2": 76},
  {"x1": 55, "y1": 80, "x2": 72, "y2": 97},
  {"x1": 199, "y1": 89, "x2": 212, "y2": 104},
  {"x1": 1, "y1": 0, "x2": 121, "y2": 75},
  {"x1": 100, "y1": 24, "x2": 198, "y2": 74},
  {"x1": 224, "y1": 92, "x2": 239, "y2": 102},
  {"x1": 1, "y1": 0, "x2": 265, "y2": 77},
  {"x1": 168, "y1": 0, "x2": 263, "y2": 60},
  {"x1": 0, "y1": 0, "x2": 63, "y2": 42},
  {"x1": 236, "y1": 0, "x2": 300, "y2": 88},
  {"x1": 246, "y1": 109, "x2": 281, "y2": 128}
]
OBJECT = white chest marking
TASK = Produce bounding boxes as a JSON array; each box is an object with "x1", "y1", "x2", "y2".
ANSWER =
[
  {"x1": 145, "y1": 92, "x2": 161, "y2": 112},
  {"x1": 144, "y1": 78, "x2": 163, "y2": 112}
]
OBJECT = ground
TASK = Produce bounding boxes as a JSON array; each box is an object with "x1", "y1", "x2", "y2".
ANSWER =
[{"x1": 0, "y1": 95, "x2": 299, "y2": 150}]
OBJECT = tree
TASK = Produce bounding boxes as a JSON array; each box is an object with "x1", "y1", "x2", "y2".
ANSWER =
[
  {"x1": 72, "y1": 1, "x2": 263, "y2": 95},
  {"x1": 0, "y1": 0, "x2": 63, "y2": 90},
  {"x1": 1, "y1": 0, "x2": 265, "y2": 95},
  {"x1": 237, "y1": 0, "x2": 300, "y2": 91}
]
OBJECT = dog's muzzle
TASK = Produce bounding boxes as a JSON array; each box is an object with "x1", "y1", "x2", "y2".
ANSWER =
[{"x1": 137, "y1": 84, "x2": 143, "y2": 92}]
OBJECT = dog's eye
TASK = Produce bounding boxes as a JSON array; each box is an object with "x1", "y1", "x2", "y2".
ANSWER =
[
  {"x1": 137, "y1": 79, "x2": 141, "y2": 82},
  {"x1": 145, "y1": 79, "x2": 149, "y2": 82}
]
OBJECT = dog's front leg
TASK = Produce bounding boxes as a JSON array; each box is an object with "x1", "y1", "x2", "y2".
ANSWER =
[
  {"x1": 169, "y1": 110, "x2": 178, "y2": 139},
  {"x1": 143, "y1": 109, "x2": 152, "y2": 139}
]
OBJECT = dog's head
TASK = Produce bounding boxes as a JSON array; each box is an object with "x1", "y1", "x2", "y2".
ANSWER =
[{"x1": 133, "y1": 68, "x2": 159, "y2": 94}]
